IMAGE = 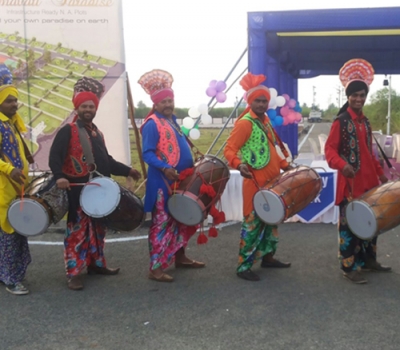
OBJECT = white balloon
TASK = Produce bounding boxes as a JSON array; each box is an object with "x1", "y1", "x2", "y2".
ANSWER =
[
  {"x1": 189, "y1": 128, "x2": 200, "y2": 140},
  {"x1": 269, "y1": 88, "x2": 278, "y2": 99},
  {"x1": 276, "y1": 96, "x2": 286, "y2": 107},
  {"x1": 197, "y1": 103, "x2": 208, "y2": 115},
  {"x1": 201, "y1": 114, "x2": 212, "y2": 125},
  {"x1": 268, "y1": 97, "x2": 277, "y2": 110},
  {"x1": 188, "y1": 106, "x2": 200, "y2": 119},
  {"x1": 182, "y1": 116, "x2": 195, "y2": 129}
]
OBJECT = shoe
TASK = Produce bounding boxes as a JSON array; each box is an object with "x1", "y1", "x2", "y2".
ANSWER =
[
  {"x1": 148, "y1": 271, "x2": 174, "y2": 282},
  {"x1": 87, "y1": 265, "x2": 120, "y2": 275},
  {"x1": 261, "y1": 259, "x2": 291, "y2": 268},
  {"x1": 236, "y1": 269, "x2": 260, "y2": 281},
  {"x1": 363, "y1": 260, "x2": 392, "y2": 272},
  {"x1": 67, "y1": 276, "x2": 83, "y2": 290},
  {"x1": 343, "y1": 271, "x2": 367, "y2": 284},
  {"x1": 6, "y1": 282, "x2": 29, "y2": 295},
  {"x1": 175, "y1": 260, "x2": 205, "y2": 269}
]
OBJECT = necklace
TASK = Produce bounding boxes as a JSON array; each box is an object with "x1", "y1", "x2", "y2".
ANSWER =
[
  {"x1": 85, "y1": 124, "x2": 97, "y2": 137},
  {"x1": 165, "y1": 118, "x2": 183, "y2": 136}
]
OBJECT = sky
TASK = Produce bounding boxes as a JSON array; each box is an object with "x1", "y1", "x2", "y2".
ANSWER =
[{"x1": 123, "y1": 1, "x2": 398, "y2": 111}]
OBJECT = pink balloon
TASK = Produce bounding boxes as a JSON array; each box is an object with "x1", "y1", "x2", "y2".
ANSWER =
[
  {"x1": 282, "y1": 94, "x2": 290, "y2": 102},
  {"x1": 282, "y1": 116, "x2": 290, "y2": 126},
  {"x1": 216, "y1": 81, "x2": 227, "y2": 92},
  {"x1": 209, "y1": 80, "x2": 217, "y2": 87},
  {"x1": 280, "y1": 106, "x2": 290, "y2": 117},
  {"x1": 295, "y1": 112, "x2": 302, "y2": 122},
  {"x1": 216, "y1": 91, "x2": 227, "y2": 103},
  {"x1": 206, "y1": 86, "x2": 217, "y2": 97},
  {"x1": 287, "y1": 112, "x2": 297, "y2": 123},
  {"x1": 288, "y1": 99, "x2": 296, "y2": 109}
]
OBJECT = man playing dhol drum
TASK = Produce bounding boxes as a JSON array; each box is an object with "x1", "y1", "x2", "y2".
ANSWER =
[
  {"x1": 0, "y1": 84, "x2": 32, "y2": 295},
  {"x1": 325, "y1": 59, "x2": 390, "y2": 284},
  {"x1": 49, "y1": 89, "x2": 141, "y2": 291},
  {"x1": 224, "y1": 72, "x2": 292, "y2": 282},
  {"x1": 138, "y1": 69, "x2": 205, "y2": 283}
]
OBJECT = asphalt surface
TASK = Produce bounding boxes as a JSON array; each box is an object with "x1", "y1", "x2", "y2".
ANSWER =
[
  {"x1": 1, "y1": 221, "x2": 400, "y2": 350},
  {"x1": 3, "y1": 122, "x2": 400, "y2": 350}
]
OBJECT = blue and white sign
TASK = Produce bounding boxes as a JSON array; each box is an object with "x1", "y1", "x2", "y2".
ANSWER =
[{"x1": 296, "y1": 172, "x2": 335, "y2": 223}]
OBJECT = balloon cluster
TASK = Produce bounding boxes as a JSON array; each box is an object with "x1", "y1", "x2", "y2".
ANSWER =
[
  {"x1": 181, "y1": 103, "x2": 213, "y2": 140},
  {"x1": 265, "y1": 88, "x2": 302, "y2": 127},
  {"x1": 205, "y1": 80, "x2": 227, "y2": 103}
]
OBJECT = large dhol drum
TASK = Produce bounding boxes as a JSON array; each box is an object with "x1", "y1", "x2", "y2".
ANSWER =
[
  {"x1": 167, "y1": 155, "x2": 230, "y2": 226},
  {"x1": 253, "y1": 166, "x2": 322, "y2": 225},
  {"x1": 345, "y1": 181, "x2": 400, "y2": 240},
  {"x1": 7, "y1": 172, "x2": 69, "y2": 237},
  {"x1": 80, "y1": 176, "x2": 144, "y2": 232}
]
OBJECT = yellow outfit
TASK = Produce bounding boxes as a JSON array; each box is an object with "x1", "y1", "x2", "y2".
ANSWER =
[{"x1": 0, "y1": 86, "x2": 29, "y2": 234}]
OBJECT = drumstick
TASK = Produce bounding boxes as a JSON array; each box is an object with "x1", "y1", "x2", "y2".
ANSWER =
[
  {"x1": 69, "y1": 183, "x2": 101, "y2": 187},
  {"x1": 133, "y1": 179, "x2": 147, "y2": 193}
]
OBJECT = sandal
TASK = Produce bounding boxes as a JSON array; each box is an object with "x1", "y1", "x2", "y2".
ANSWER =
[
  {"x1": 148, "y1": 271, "x2": 174, "y2": 282},
  {"x1": 175, "y1": 260, "x2": 205, "y2": 269}
]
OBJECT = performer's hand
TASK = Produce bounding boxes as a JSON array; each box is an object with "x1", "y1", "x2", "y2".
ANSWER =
[
  {"x1": 129, "y1": 168, "x2": 141, "y2": 181},
  {"x1": 163, "y1": 168, "x2": 179, "y2": 181},
  {"x1": 56, "y1": 178, "x2": 70, "y2": 190},
  {"x1": 379, "y1": 174, "x2": 389, "y2": 184},
  {"x1": 283, "y1": 165, "x2": 295, "y2": 171},
  {"x1": 10, "y1": 168, "x2": 26, "y2": 185},
  {"x1": 342, "y1": 164, "x2": 355, "y2": 178},
  {"x1": 238, "y1": 164, "x2": 253, "y2": 179}
]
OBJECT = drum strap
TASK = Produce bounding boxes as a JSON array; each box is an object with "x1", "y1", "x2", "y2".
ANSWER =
[
  {"x1": 76, "y1": 123, "x2": 96, "y2": 169},
  {"x1": 373, "y1": 135, "x2": 392, "y2": 169}
]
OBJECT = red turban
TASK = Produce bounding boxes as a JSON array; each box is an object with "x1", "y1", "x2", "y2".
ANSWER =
[
  {"x1": 73, "y1": 91, "x2": 99, "y2": 110},
  {"x1": 150, "y1": 88, "x2": 174, "y2": 104},
  {"x1": 240, "y1": 73, "x2": 270, "y2": 104}
]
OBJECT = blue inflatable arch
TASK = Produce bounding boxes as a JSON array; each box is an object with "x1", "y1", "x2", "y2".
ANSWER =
[{"x1": 248, "y1": 7, "x2": 400, "y2": 156}]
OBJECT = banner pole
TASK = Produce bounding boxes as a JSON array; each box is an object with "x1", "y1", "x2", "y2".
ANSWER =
[{"x1": 126, "y1": 73, "x2": 147, "y2": 179}]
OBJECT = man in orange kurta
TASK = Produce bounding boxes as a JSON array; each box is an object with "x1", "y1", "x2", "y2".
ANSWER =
[{"x1": 224, "y1": 73, "x2": 292, "y2": 281}]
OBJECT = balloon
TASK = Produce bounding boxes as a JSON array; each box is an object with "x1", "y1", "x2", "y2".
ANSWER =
[
  {"x1": 206, "y1": 87, "x2": 217, "y2": 97},
  {"x1": 269, "y1": 88, "x2": 278, "y2": 99},
  {"x1": 282, "y1": 94, "x2": 290, "y2": 102},
  {"x1": 215, "y1": 80, "x2": 227, "y2": 92},
  {"x1": 198, "y1": 103, "x2": 208, "y2": 114},
  {"x1": 280, "y1": 106, "x2": 290, "y2": 117},
  {"x1": 295, "y1": 112, "x2": 302, "y2": 122},
  {"x1": 282, "y1": 116, "x2": 290, "y2": 126},
  {"x1": 288, "y1": 99, "x2": 296, "y2": 109},
  {"x1": 182, "y1": 116, "x2": 194, "y2": 129},
  {"x1": 189, "y1": 128, "x2": 200, "y2": 140},
  {"x1": 267, "y1": 109, "x2": 277, "y2": 120},
  {"x1": 287, "y1": 111, "x2": 297, "y2": 123},
  {"x1": 209, "y1": 80, "x2": 217, "y2": 87},
  {"x1": 216, "y1": 91, "x2": 227, "y2": 103},
  {"x1": 181, "y1": 126, "x2": 190, "y2": 136},
  {"x1": 268, "y1": 97, "x2": 277, "y2": 110},
  {"x1": 276, "y1": 96, "x2": 286, "y2": 107},
  {"x1": 274, "y1": 116, "x2": 284, "y2": 127},
  {"x1": 188, "y1": 106, "x2": 200, "y2": 119},
  {"x1": 201, "y1": 114, "x2": 212, "y2": 125}
]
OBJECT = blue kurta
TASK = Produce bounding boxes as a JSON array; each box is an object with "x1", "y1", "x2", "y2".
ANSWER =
[{"x1": 141, "y1": 112, "x2": 194, "y2": 213}]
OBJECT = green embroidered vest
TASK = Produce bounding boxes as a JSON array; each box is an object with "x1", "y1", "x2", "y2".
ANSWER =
[{"x1": 240, "y1": 114, "x2": 271, "y2": 169}]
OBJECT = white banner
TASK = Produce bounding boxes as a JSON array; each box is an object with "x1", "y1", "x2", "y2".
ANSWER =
[{"x1": 0, "y1": 0, "x2": 130, "y2": 170}]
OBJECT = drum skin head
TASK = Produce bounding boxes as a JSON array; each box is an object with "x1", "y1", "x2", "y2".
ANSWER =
[
  {"x1": 167, "y1": 195, "x2": 204, "y2": 226},
  {"x1": 80, "y1": 177, "x2": 121, "y2": 218},
  {"x1": 346, "y1": 200, "x2": 377, "y2": 240},
  {"x1": 253, "y1": 191, "x2": 285, "y2": 225},
  {"x1": 8, "y1": 199, "x2": 50, "y2": 236}
]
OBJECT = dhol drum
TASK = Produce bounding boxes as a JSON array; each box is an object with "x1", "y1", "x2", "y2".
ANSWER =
[
  {"x1": 80, "y1": 176, "x2": 144, "y2": 232},
  {"x1": 253, "y1": 166, "x2": 322, "y2": 225},
  {"x1": 167, "y1": 155, "x2": 230, "y2": 226},
  {"x1": 345, "y1": 180, "x2": 400, "y2": 240},
  {"x1": 7, "y1": 172, "x2": 69, "y2": 237}
]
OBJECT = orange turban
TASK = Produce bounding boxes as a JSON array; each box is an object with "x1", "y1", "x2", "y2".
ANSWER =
[{"x1": 240, "y1": 73, "x2": 271, "y2": 104}]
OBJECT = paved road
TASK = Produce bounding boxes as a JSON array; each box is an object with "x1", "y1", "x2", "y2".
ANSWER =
[{"x1": 1, "y1": 220, "x2": 400, "y2": 350}]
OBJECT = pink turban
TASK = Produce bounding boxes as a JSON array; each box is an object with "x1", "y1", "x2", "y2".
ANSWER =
[
  {"x1": 73, "y1": 91, "x2": 99, "y2": 110},
  {"x1": 150, "y1": 88, "x2": 174, "y2": 104}
]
